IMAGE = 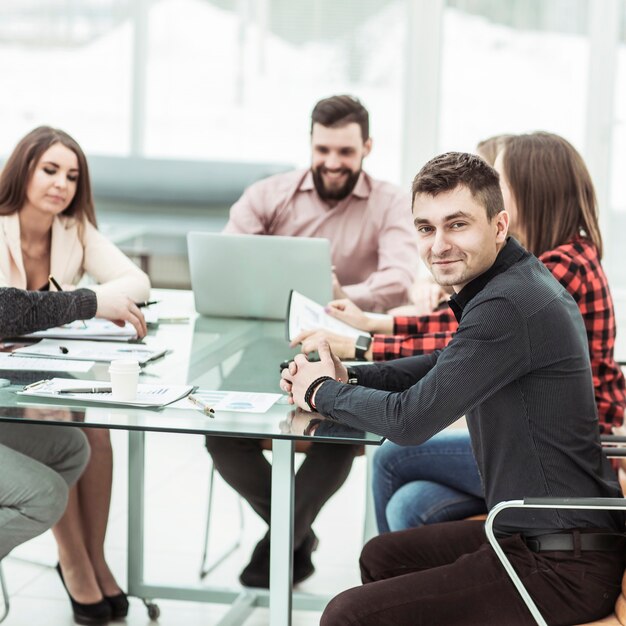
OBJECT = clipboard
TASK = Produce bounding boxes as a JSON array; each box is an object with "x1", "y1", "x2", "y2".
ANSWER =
[{"x1": 19, "y1": 378, "x2": 194, "y2": 408}]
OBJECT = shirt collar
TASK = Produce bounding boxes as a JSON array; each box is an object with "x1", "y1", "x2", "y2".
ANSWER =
[
  {"x1": 299, "y1": 170, "x2": 370, "y2": 200},
  {"x1": 448, "y1": 237, "x2": 528, "y2": 322}
]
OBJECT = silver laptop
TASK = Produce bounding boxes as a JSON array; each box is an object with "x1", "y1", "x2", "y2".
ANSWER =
[{"x1": 187, "y1": 232, "x2": 333, "y2": 320}]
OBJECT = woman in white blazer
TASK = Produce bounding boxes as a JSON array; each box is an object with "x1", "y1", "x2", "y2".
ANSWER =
[{"x1": 0, "y1": 126, "x2": 150, "y2": 625}]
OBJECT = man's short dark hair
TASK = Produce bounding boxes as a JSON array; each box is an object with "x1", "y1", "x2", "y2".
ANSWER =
[
  {"x1": 310, "y1": 95, "x2": 369, "y2": 141},
  {"x1": 412, "y1": 152, "x2": 503, "y2": 220}
]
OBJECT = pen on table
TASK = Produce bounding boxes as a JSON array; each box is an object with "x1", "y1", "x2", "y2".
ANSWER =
[
  {"x1": 135, "y1": 300, "x2": 160, "y2": 308},
  {"x1": 187, "y1": 393, "x2": 215, "y2": 417},
  {"x1": 49, "y1": 275, "x2": 88, "y2": 328},
  {"x1": 22, "y1": 379, "x2": 51, "y2": 391},
  {"x1": 57, "y1": 387, "x2": 113, "y2": 394},
  {"x1": 156, "y1": 317, "x2": 189, "y2": 324}
]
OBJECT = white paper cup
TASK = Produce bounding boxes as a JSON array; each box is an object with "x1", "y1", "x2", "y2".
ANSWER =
[{"x1": 108, "y1": 359, "x2": 140, "y2": 401}]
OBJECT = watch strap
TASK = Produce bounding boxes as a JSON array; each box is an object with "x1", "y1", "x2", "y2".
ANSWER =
[{"x1": 354, "y1": 334, "x2": 372, "y2": 360}]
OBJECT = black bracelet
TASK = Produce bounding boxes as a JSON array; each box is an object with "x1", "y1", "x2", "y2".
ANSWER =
[{"x1": 304, "y1": 376, "x2": 334, "y2": 412}]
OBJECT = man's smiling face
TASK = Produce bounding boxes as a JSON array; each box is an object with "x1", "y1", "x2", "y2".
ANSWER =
[
  {"x1": 413, "y1": 185, "x2": 509, "y2": 292},
  {"x1": 310, "y1": 122, "x2": 371, "y2": 203}
]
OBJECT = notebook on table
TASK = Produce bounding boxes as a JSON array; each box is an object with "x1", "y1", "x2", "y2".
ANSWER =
[
  {"x1": 19, "y1": 319, "x2": 137, "y2": 341},
  {"x1": 12, "y1": 339, "x2": 167, "y2": 365},
  {"x1": 187, "y1": 232, "x2": 333, "y2": 320}
]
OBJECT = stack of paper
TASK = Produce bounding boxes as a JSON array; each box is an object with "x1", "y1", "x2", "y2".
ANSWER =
[
  {"x1": 0, "y1": 353, "x2": 94, "y2": 372},
  {"x1": 21, "y1": 319, "x2": 137, "y2": 341},
  {"x1": 13, "y1": 340, "x2": 167, "y2": 365},
  {"x1": 286, "y1": 290, "x2": 384, "y2": 341}
]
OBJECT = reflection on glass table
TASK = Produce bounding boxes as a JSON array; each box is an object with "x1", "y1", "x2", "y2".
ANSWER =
[{"x1": 0, "y1": 297, "x2": 383, "y2": 626}]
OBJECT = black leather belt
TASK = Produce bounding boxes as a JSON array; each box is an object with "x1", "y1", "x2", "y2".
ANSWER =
[{"x1": 524, "y1": 532, "x2": 625, "y2": 553}]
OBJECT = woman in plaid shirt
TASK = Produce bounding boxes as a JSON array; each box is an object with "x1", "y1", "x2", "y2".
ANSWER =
[{"x1": 296, "y1": 132, "x2": 626, "y2": 532}]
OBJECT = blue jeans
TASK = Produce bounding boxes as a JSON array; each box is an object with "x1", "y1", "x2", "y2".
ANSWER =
[{"x1": 373, "y1": 430, "x2": 487, "y2": 533}]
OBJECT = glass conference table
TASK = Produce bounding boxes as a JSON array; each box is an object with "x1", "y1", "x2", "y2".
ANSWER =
[{"x1": 0, "y1": 290, "x2": 382, "y2": 626}]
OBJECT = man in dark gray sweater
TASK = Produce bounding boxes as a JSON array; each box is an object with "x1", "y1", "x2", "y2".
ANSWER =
[
  {"x1": 0, "y1": 287, "x2": 146, "y2": 562},
  {"x1": 282, "y1": 153, "x2": 625, "y2": 625}
]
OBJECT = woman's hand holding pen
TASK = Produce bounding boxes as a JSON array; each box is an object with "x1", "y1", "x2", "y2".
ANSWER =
[{"x1": 94, "y1": 292, "x2": 147, "y2": 338}]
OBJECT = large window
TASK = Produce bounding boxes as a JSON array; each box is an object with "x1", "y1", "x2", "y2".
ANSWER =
[
  {"x1": 439, "y1": 0, "x2": 590, "y2": 154},
  {"x1": 0, "y1": 0, "x2": 409, "y2": 185},
  {"x1": 610, "y1": 6, "x2": 626, "y2": 216},
  {"x1": 1, "y1": 0, "x2": 624, "y2": 217},
  {"x1": 141, "y1": 0, "x2": 407, "y2": 182},
  {"x1": 0, "y1": 0, "x2": 131, "y2": 155}
]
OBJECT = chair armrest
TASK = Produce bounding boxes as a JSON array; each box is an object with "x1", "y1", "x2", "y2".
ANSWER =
[
  {"x1": 602, "y1": 449, "x2": 626, "y2": 457},
  {"x1": 600, "y1": 435, "x2": 626, "y2": 457},
  {"x1": 602, "y1": 435, "x2": 626, "y2": 444},
  {"x1": 484, "y1": 498, "x2": 626, "y2": 626},
  {"x1": 523, "y1": 497, "x2": 626, "y2": 508},
  {"x1": 600, "y1": 433, "x2": 626, "y2": 445}
]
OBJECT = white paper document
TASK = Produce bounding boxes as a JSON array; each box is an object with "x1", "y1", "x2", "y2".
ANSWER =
[
  {"x1": 170, "y1": 390, "x2": 282, "y2": 414},
  {"x1": 287, "y1": 290, "x2": 366, "y2": 341},
  {"x1": 13, "y1": 340, "x2": 167, "y2": 365},
  {"x1": 20, "y1": 319, "x2": 137, "y2": 341},
  {"x1": 18, "y1": 378, "x2": 194, "y2": 407},
  {"x1": 0, "y1": 353, "x2": 94, "y2": 373}
]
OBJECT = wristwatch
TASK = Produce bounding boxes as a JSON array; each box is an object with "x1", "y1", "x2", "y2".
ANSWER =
[
  {"x1": 346, "y1": 367, "x2": 359, "y2": 385},
  {"x1": 354, "y1": 334, "x2": 372, "y2": 360}
]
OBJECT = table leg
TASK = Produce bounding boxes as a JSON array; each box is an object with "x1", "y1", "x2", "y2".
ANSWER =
[
  {"x1": 125, "y1": 432, "x2": 326, "y2": 623},
  {"x1": 362, "y1": 445, "x2": 378, "y2": 543},
  {"x1": 127, "y1": 430, "x2": 145, "y2": 595},
  {"x1": 269, "y1": 439, "x2": 295, "y2": 626}
]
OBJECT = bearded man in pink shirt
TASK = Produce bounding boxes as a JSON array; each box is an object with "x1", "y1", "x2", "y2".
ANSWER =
[
  {"x1": 224, "y1": 94, "x2": 417, "y2": 312},
  {"x1": 206, "y1": 96, "x2": 416, "y2": 589}
]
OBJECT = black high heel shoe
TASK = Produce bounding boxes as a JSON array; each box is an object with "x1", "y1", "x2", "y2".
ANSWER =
[
  {"x1": 56, "y1": 563, "x2": 112, "y2": 625},
  {"x1": 105, "y1": 592, "x2": 129, "y2": 619}
]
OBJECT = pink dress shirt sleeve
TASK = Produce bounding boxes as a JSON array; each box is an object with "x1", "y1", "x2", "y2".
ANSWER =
[
  {"x1": 223, "y1": 182, "x2": 270, "y2": 234},
  {"x1": 341, "y1": 187, "x2": 417, "y2": 312}
]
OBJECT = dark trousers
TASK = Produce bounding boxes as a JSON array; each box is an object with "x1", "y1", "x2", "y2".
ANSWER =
[
  {"x1": 321, "y1": 520, "x2": 625, "y2": 626},
  {"x1": 205, "y1": 436, "x2": 360, "y2": 549}
]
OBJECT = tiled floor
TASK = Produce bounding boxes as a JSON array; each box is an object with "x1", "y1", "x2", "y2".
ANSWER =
[{"x1": 2, "y1": 429, "x2": 368, "y2": 625}]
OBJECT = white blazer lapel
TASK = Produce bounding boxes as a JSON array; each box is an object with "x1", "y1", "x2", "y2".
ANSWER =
[
  {"x1": 3, "y1": 213, "x2": 27, "y2": 288},
  {"x1": 50, "y1": 216, "x2": 82, "y2": 285}
]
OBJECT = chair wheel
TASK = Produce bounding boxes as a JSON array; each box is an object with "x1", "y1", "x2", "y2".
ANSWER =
[{"x1": 143, "y1": 600, "x2": 160, "y2": 620}]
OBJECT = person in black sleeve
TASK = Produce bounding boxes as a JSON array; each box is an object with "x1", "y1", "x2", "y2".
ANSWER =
[
  {"x1": 0, "y1": 286, "x2": 145, "y2": 625},
  {"x1": 281, "y1": 152, "x2": 625, "y2": 626}
]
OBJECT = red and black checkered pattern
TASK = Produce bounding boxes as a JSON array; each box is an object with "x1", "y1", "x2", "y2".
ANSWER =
[{"x1": 372, "y1": 237, "x2": 625, "y2": 432}]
